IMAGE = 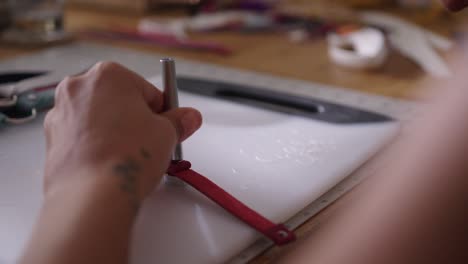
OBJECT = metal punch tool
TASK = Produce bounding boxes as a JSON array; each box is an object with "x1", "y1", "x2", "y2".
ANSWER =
[{"x1": 160, "y1": 58, "x2": 185, "y2": 186}]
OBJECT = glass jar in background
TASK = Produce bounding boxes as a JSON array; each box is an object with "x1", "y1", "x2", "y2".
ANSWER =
[{"x1": 1, "y1": 0, "x2": 70, "y2": 45}]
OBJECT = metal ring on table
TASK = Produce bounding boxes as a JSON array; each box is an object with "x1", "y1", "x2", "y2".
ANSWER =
[
  {"x1": 5, "y1": 108, "x2": 37, "y2": 125},
  {"x1": 0, "y1": 95, "x2": 18, "y2": 107}
]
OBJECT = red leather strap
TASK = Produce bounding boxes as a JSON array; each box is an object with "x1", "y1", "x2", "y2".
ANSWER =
[{"x1": 167, "y1": 160, "x2": 296, "y2": 246}]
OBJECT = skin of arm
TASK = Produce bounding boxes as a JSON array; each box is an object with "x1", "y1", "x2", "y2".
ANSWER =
[
  {"x1": 278, "y1": 10, "x2": 468, "y2": 264},
  {"x1": 279, "y1": 73, "x2": 468, "y2": 264},
  {"x1": 19, "y1": 61, "x2": 202, "y2": 264}
]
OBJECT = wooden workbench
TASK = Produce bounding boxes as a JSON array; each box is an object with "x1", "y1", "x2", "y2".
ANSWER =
[
  {"x1": 2, "y1": 6, "x2": 464, "y2": 99},
  {"x1": 0, "y1": 4, "x2": 466, "y2": 263}
]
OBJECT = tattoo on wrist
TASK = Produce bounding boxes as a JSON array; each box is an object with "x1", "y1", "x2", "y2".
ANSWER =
[
  {"x1": 112, "y1": 148, "x2": 152, "y2": 212},
  {"x1": 113, "y1": 158, "x2": 141, "y2": 211}
]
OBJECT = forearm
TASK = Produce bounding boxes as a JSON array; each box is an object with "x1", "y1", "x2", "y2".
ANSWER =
[
  {"x1": 281, "y1": 75, "x2": 468, "y2": 263},
  {"x1": 19, "y1": 166, "x2": 139, "y2": 264}
]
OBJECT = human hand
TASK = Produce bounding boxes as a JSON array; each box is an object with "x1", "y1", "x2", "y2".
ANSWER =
[{"x1": 43, "y1": 61, "x2": 202, "y2": 206}]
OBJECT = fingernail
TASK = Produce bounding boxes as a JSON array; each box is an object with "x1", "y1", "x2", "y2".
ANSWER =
[{"x1": 180, "y1": 110, "x2": 202, "y2": 140}]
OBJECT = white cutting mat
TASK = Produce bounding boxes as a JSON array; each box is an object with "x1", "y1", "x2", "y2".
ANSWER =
[{"x1": 0, "y1": 43, "x2": 413, "y2": 264}]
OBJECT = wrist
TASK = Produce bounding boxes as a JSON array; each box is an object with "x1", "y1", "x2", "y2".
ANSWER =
[
  {"x1": 45, "y1": 146, "x2": 168, "y2": 204},
  {"x1": 28, "y1": 165, "x2": 138, "y2": 264},
  {"x1": 43, "y1": 161, "x2": 142, "y2": 221}
]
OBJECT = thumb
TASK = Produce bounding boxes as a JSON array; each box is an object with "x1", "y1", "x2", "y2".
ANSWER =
[{"x1": 162, "y1": 107, "x2": 203, "y2": 142}]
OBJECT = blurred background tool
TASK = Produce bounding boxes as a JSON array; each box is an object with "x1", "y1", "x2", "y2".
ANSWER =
[
  {"x1": 0, "y1": 63, "x2": 90, "y2": 125},
  {"x1": 0, "y1": 62, "x2": 90, "y2": 98},
  {"x1": 361, "y1": 11, "x2": 453, "y2": 78},
  {"x1": 80, "y1": 28, "x2": 233, "y2": 56}
]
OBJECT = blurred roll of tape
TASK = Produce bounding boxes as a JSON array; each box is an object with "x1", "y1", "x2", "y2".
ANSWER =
[{"x1": 327, "y1": 27, "x2": 388, "y2": 70}]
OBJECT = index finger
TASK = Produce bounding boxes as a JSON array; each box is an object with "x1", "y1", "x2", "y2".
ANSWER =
[{"x1": 133, "y1": 73, "x2": 165, "y2": 113}]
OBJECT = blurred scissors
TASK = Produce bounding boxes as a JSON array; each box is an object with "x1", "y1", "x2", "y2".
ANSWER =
[
  {"x1": 0, "y1": 63, "x2": 91, "y2": 124},
  {"x1": 0, "y1": 71, "x2": 48, "y2": 107}
]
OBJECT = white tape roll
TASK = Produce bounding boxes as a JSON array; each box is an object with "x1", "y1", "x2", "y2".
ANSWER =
[{"x1": 327, "y1": 28, "x2": 388, "y2": 70}]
